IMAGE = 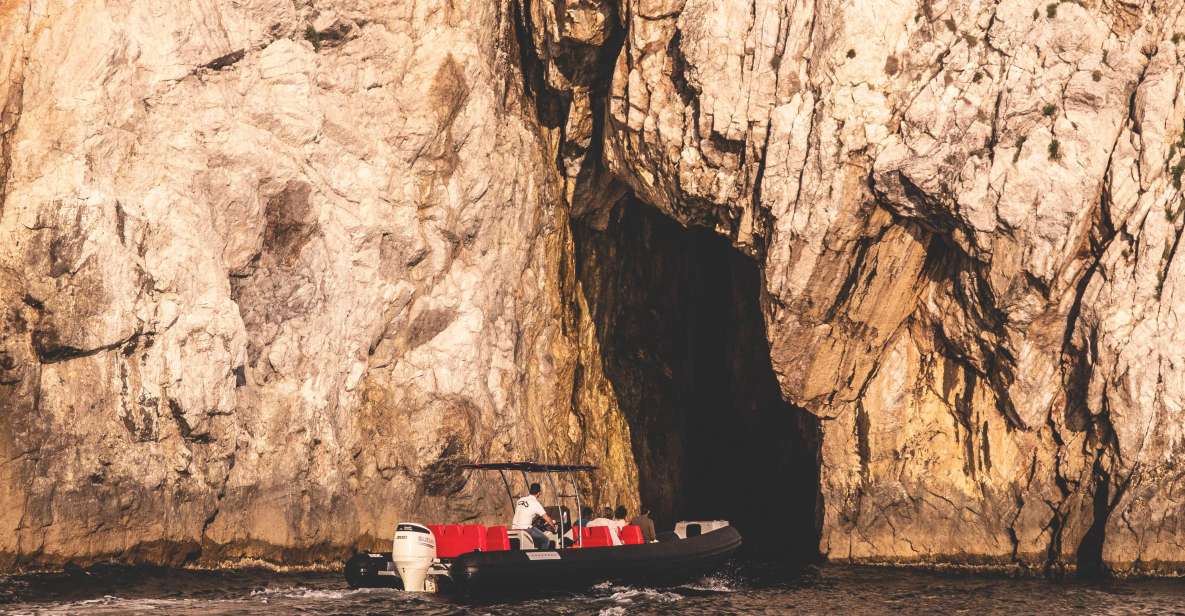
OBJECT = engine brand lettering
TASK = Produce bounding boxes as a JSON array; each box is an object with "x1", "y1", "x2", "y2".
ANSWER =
[{"x1": 526, "y1": 551, "x2": 561, "y2": 560}]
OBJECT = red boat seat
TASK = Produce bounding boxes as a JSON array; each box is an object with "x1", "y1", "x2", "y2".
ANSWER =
[
  {"x1": 428, "y1": 524, "x2": 488, "y2": 557},
  {"x1": 580, "y1": 525, "x2": 614, "y2": 548},
  {"x1": 486, "y1": 525, "x2": 510, "y2": 551},
  {"x1": 461, "y1": 524, "x2": 488, "y2": 554},
  {"x1": 620, "y1": 525, "x2": 644, "y2": 545}
]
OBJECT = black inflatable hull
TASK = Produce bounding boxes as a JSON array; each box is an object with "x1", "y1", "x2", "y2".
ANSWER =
[
  {"x1": 451, "y1": 526, "x2": 741, "y2": 596},
  {"x1": 344, "y1": 527, "x2": 742, "y2": 596}
]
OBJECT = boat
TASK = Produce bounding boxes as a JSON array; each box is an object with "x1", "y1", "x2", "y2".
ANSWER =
[{"x1": 343, "y1": 462, "x2": 742, "y2": 597}]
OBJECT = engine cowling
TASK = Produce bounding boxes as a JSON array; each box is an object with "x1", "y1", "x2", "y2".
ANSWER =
[{"x1": 391, "y1": 522, "x2": 436, "y2": 592}]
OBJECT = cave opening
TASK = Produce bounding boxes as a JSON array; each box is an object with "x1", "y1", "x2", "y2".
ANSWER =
[{"x1": 574, "y1": 197, "x2": 823, "y2": 561}]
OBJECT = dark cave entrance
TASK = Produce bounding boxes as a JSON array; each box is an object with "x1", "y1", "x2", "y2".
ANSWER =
[{"x1": 574, "y1": 198, "x2": 822, "y2": 561}]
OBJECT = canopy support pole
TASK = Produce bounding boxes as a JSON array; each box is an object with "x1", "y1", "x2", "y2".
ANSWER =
[
  {"x1": 572, "y1": 472, "x2": 583, "y2": 548},
  {"x1": 544, "y1": 471, "x2": 563, "y2": 549},
  {"x1": 497, "y1": 470, "x2": 515, "y2": 515}
]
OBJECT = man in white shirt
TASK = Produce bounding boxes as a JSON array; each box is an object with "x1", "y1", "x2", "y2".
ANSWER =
[
  {"x1": 585, "y1": 509, "x2": 623, "y2": 546},
  {"x1": 511, "y1": 483, "x2": 556, "y2": 549}
]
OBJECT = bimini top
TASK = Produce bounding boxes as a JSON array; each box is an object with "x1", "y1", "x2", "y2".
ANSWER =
[{"x1": 461, "y1": 462, "x2": 597, "y2": 473}]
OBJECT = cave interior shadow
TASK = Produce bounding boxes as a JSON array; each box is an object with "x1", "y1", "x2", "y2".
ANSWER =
[{"x1": 573, "y1": 196, "x2": 823, "y2": 563}]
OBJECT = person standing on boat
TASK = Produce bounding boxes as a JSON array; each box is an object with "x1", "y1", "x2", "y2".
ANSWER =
[
  {"x1": 511, "y1": 483, "x2": 556, "y2": 549},
  {"x1": 630, "y1": 507, "x2": 657, "y2": 542}
]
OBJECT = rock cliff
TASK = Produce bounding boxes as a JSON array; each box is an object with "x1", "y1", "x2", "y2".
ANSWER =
[
  {"x1": 2, "y1": 0, "x2": 1184, "y2": 575},
  {"x1": 0, "y1": 0, "x2": 638, "y2": 568}
]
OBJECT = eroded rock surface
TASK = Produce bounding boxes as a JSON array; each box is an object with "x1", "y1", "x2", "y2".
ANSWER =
[
  {"x1": 581, "y1": 0, "x2": 1185, "y2": 574},
  {"x1": 0, "y1": 0, "x2": 637, "y2": 569},
  {"x1": 2, "y1": 0, "x2": 1185, "y2": 575}
]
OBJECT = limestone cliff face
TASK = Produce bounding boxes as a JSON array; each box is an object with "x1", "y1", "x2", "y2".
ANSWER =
[
  {"x1": 2, "y1": 0, "x2": 1184, "y2": 576},
  {"x1": 0, "y1": 0, "x2": 637, "y2": 568},
  {"x1": 573, "y1": 0, "x2": 1185, "y2": 574}
]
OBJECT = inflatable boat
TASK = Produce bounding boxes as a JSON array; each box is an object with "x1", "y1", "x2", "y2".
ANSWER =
[{"x1": 344, "y1": 462, "x2": 742, "y2": 597}]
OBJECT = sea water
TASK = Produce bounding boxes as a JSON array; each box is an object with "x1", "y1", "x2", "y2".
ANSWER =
[{"x1": 3, "y1": 561, "x2": 1185, "y2": 615}]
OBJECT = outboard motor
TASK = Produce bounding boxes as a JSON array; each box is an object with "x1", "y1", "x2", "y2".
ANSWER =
[{"x1": 392, "y1": 522, "x2": 436, "y2": 592}]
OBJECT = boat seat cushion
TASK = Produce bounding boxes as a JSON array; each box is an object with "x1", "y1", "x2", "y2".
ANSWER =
[
  {"x1": 486, "y1": 525, "x2": 510, "y2": 551},
  {"x1": 580, "y1": 526, "x2": 614, "y2": 548},
  {"x1": 620, "y1": 525, "x2": 644, "y2": 545},
  {"x1": 428, "y1": 524, "x2": 488, "y2": 558}
]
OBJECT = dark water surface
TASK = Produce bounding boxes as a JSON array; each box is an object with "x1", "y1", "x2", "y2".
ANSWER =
[{"x1": 3, "y1": 562, "x2": 1185, "y2": 615}]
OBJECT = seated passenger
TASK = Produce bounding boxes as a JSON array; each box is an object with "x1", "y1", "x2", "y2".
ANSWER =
[
  {"x1": 564, "y1": 506, "x2": 594, "y2": 545},
  {"x1": 511, "y1": 483, "x2": 556, "y2": 549},
  {"x1": 610, "y1": 505, "x2": 629, "y2": 537},
  {"x1": 586, "y1": 510, "x2": 623, "y2": 546},
  {"x1": 574, "y1": 506, "x2": 593, "y2": 530},
  {"x1": 630, "y1": 507, "x2": 657, "y2": 542}
]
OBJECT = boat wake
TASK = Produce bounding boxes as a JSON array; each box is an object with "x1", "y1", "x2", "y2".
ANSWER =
[
  {"x1": 592, "y1": 585, "x2": 682, "y2": 616},
  {"x1": 1, "y1": 582, "x2": 412, "y2": 615},
  {"x1": 587, "y1": 574, "x2": 742, "y2": 616},
  {"x1": 677, "y1": 572, "x2": 739, "y2": 593},
  {"x1": 4, "y1": 596, "x2": 219, "y2": 616},
  {"x1": 247, "y1": 585, "x2": 391, "y2": 601},
  {"x1": 584, "y1": 569, "x2": 740, "y2": 612},
  {"x1": 606, "y1": 587, "x2": 683, "y2": 603}
]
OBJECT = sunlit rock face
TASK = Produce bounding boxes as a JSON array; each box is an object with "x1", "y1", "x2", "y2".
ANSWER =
[
  {"x1": 577, "y1": 0, "x2": 1185, "y2": 574},
  {"x1": 0, "y1": 0, "x2": 637, "y2": 568},
  {"x1": 3, "y1": 0, "x2": 1185, "y2": 575}
]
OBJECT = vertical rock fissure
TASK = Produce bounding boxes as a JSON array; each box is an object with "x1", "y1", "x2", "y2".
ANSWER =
[
  {"x1": 509, "y1": 0, "x2": 569, "y2": 131},
  {"x1": 1075, "y1": 450, "x2": 1112, "y2": 576},
  {"x1": 573, "y1": 197, "x2": 823, "y2": 561}
]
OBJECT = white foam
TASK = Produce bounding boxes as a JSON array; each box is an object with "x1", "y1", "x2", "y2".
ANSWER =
[
  {"x1": 248, "y1": 586, "x2": 390, "y2": 601},
  {"x1": 607, "y1": 587, "x2": 683, "y2": 603},
  {"x1": 0, "y1": 586, "x2": 403, "y2": 615},
  {"x1": 681, "y1": 574, "x2": 737, "y2": 592},
  {"x1": 3, "y1": 596, "x2": 216, "y2": 615}
]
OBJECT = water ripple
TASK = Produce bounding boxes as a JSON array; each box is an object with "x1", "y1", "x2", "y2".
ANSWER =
[{"x1": 3, "y1": 563, "x2": 1185, "y2": 615}]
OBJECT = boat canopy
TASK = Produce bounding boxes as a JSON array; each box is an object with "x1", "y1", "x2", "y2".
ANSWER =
[
  {"x1": 463, "y1": 462, "x2": 597, "y2": 545},
  {"x1": 460, "y1": 462, "x2": 597, "y2": 473}
]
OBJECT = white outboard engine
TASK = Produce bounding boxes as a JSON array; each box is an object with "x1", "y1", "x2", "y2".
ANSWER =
[{"x1": 392, "y1": 522, "x2": 436, "y2": 592}]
